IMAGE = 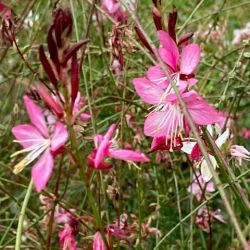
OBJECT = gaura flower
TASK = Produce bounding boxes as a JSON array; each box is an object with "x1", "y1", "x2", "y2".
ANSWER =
[
  {"x1": 88, "y1": 124, "x2": 149, "y2": 169},
  {"x1": 181, "y1": 127, "x2": 230, "y2": 182},
  {"x1": 187, "y1": 172, "x2": 215, "y2": 201},
  {"x1": 241, "y1": 128, "x2": 250, "y2": 139},
  {"x1": 230, "y1": 145, "x2": 250, "y2": 166},
  {"x1": 195, "y1": 208, "x2": 226, "y2": 233},
  {"x1": 132, "y1": 79, "x2": 221, "y2": 146},
  {"x1": 55, "y1": 208, "x2": 79, "y2": 250},
  {"x1": 101, "y1": 0, "x2": 136, "y2": 22},
  {"x1": 11, "y1": 95, "x2": 68, "y2": 192}
]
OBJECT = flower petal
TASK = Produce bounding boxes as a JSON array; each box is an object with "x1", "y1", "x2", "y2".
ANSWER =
[
  {"x1": 157, "y1": 31, "x2": 179, "y2": 70},
  {"x1": 94, "y1": 139, "x2": 110, "y2": 168},
  {"x1": 104, "y1": 124, "x2": 116, "y2": 141},
  {"x1": 184, "y1": 91, "x2": 221, "y2": 125},
  {"x1": 23, "y1": 95, "x2": 48, "y2": 137},
  {"x1": 93, "y1": 231, "x2": 106, "y2": 250},
  {"x1": 88, "y1": 149, "x2": 112, "y2": 170},
  {"x1": 180, "y1": 44, "x2": 200, "y2": 75},
  {"x1": 132, "y1": 78, "x2": 164, "y2": 105},
  {"x1": 109, "y1": 149, "x2": 149, "y2": 162},
  {"x1": 200, "y1": 155, "x2": 217, "y2": 182},
  {"x1": 146, "y1": 65, "x2": 169, "y2": 89},
  {"x1": 12, "y1": 124, "x2": 44, "y2": 148},
  {"x1": 144, "y1": 109, "x2": 179, "y2": 137},
  {"x1": 32, "y1": 150, "x2": 54, "y2": 192},
  {"x1": 50, "y1": 122, "x2": 68, "y2": 152},
  {"x1": 80, "y1": 112, "x2": 91, "y2": 122},
  {"x1": 181, "y1": 141, "x2": 196, "y2": 154},
  {"x1": 215, "y1": 128, "x2": 230, "y2": 148}
]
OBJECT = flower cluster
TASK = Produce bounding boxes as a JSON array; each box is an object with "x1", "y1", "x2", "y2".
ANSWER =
[{"x1": 132, "y1": 6, "x2": 221, "y2": 162}]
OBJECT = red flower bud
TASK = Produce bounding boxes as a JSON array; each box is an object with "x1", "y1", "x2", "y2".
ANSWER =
[
  {"x1": 36, "y1": 83, "x2": 63, "y2": 118},
  {"x1": 53, "y1": 9, "x2": 73, "y2": 48},
  {"x1": 47, "y1": 26, "x2": 60, "y2": 73},
  {"x1": 152, "y1": 5, "x2": 162, "y2": 30},
  {"x1": 71, "y1": 53, "x2": 79, "y2": 107},
  {"x1": 39, "y1": 45, "x2": 58, "y2": 90},
  {"x1": 168, "y1": 6, "x2": 177, "y2": 42},
  {"x1": 61, "y1": 39, "x2": 90, "y2": 67},
  {"x1": 134, "y1": 26, "x2": 154, "y2": 54},
  {"x1": 177, "y1": 32, "x2": 194, "y2": 47}
]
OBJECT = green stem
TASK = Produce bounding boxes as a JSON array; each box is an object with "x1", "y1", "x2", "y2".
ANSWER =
[
  {"x1": 173, "y1": 170, "x2": 184, "y2": 248},
  {"x1": 15, "y1": 180, "x2": 33, "y2": 250}
]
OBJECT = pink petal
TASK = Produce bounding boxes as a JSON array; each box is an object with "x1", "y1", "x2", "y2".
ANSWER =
[
  {"x1": 59, "y1": 226, "x2": 78, "y2": 250},
  {"x1": 80, "y1": 112, "x2": 91, "y2": 122},
  {"x1": 158, "y1": 48, "x2": 177, "y2": 71},
  {"x1": 93, "y1": 231, "x2": 107, "y2": 250},
  {"x1": 184, "y1": 91, "x2": 221, "y2": 125},
  {"x1": 180, "y1": 44, "x2": 200, "y2": 75},
  {"x1": 12, "y1": 124, "x2": 44, "y2": 148},
  {"x1": 157, "y1": 31, "x2": 179, "y2": 70},
  {"x1": 94, "y1": 139, "x2": 110, "y2": 168},
  {"x1": 146, "y1": 65, "x2": 169, "y2": 89},
  {"x1": 187, "y1": 78, "x2": 198, "y2": 87},
  {"x1": 104, "y1": 124, "x2": 116, "y2": 141},
  {"x1": 144, "y1": 109, "x2": 179, "y2": 137},
  {"x1": 50, "y1": 122, "x2": 68, "y2": 152},
  {"x1": 88, "y1": 150, "x2": 112, "y2": 170},
  {"x1": 94, "y1": 135, "x2": 104, "y2": 147},
  {"x1": 132, "y1": 78, "x2": 164, "y2": 105},
  {"x1": 23, "y1": 95, "x2": 48, "y2": 137},
  {"x1": 32, "y1": 150, "x2": 54, "y2": 192},
  {"x1": 109, "y1": 149, "x2": 149, "y2": 162}
]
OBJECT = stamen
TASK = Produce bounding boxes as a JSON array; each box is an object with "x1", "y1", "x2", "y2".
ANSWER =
[{"x1": 12, "y1": 139, "x2": 50, "y2": 174}]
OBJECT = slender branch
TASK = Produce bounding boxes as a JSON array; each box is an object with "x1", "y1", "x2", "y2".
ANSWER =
[{"x1": 15, "y1": 180, "x2": 33, "y2": 250}]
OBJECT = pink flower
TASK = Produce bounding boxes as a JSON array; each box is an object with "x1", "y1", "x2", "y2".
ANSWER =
[
  {"x1": 182, "y1": 128, "x2": 230, "y2": 182},
  {"x1": 11, "y1": 96, "x2": 68, "y2": 192},
  {"x1": 55, "y1": 208, "x2": 79, "y2": 250},
  {"x1": 93, "y1": 231, "x2": 106, "y2": 250},
  {"x1": 195, "y1": 208, "x2": 226, "y2": 233},
  {"x1": 232, "y1": 22, "x2": 250, "y2": 45},
  {"x1": 105, "y1": 224, "x2": 130, "y2": 245},
  {"x1": 230, "y1": 145, "x2": 250, "y2": 166},
  {"x1": 59, "y1": 224, "x2": 77, "y2": 250},
  {"x1": 241, "y1": 128, "x2": 250, "y2": 139},
  {"x1": 88, "y1": 124, "x2": 149, "y2": 169},
  {"x1": 145, "y1": 30, "x2": 200, "y2": 91},
  {"x1": 101, "y1": 0, "x2": 130, "y2": 22},
  {"x1": 132, "y1": 80, "x2": 221, "y2": 143},
  {"x1": 187, "y1": 172, "x2": 215, "y2": 201}
]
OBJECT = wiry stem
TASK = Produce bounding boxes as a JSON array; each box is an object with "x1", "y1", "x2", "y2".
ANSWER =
[{"x1": 15, "y1": 180, "x2": 33, "y2": 250}]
